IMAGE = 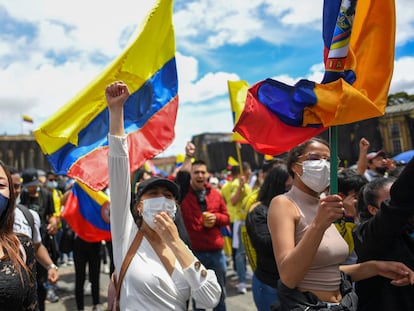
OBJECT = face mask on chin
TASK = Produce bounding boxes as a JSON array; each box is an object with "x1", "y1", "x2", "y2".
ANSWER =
[
  {"x1": 297, "y1": 159, "x2": 330, "y2": 193},
  {"x1": 142, "y1": 197, "x2": 177, "y2": 229}
]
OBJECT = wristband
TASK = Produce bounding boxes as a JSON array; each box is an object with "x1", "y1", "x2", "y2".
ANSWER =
[{"x1": 47, "y1": 263, "x2": 58, "y2": 271}]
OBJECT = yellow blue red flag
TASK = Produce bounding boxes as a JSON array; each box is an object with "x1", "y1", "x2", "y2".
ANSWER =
[
  {"x1": 234, "y1": 0, "x2": 395, "y2": 155},
  {"x1": 34, "y1": 0, "x2": 178, "y2": 191},
  {"x1": 62, "y1": 182, "x2": 111, "y2": 242}
]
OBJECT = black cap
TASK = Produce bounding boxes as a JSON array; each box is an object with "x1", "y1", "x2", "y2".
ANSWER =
[
  {"x1": 21, "y1": 168, "x2": 40, "y2": 187},
  {"x1": 136, "y1": 176, "x2": 179, "y2": 201}
]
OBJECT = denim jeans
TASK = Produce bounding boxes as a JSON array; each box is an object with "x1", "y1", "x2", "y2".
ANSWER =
[
  {"x1": 235, "y1": 225, "x2": 247, "y2": 283},
  {"x1": 193, "y1": 249, "x2": 227, "y2": 311},
  {"x1": 252, "y1": 274, "x2": 278, "y2": 311}
]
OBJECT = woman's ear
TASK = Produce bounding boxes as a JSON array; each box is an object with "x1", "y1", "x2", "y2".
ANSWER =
[{"x1": 367, "y1": 204, "x2": 379, "y2": 216}]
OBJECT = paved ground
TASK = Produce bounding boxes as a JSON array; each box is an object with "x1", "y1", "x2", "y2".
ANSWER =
[{"x1": 45, "y1": 262, "x2": 256, "y2": 311}]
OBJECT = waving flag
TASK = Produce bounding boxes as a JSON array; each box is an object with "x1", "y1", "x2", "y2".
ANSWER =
[
  {"x1": 62, "y1": 182, "x2": 111, "y2": 242},
  {"x1": 228, "y1": 80, "x2": 249, "y2": 143},
  {"x1": 34, "y1": 0, "x2": 178, "y2": 191},
  {"x1": 234, "y1": 0, "x2": 395, "y2": 155},
  {"x1": 22, "y1": 115, "x2": 34, "y2": 123}
]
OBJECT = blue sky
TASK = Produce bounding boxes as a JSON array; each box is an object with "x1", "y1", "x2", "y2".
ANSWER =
[{"x1": 0, "y1": 0, "x2": 413, "y2": 157}]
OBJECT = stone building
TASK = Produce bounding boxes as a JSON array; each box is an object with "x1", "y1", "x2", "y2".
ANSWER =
[{"x1": 1, "y1": 101, "x2": 413, "y2": 173}]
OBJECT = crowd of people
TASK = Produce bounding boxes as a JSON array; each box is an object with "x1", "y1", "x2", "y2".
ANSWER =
[{"x1": 1, "y1": 80, "x2": 414, "y2": 311}]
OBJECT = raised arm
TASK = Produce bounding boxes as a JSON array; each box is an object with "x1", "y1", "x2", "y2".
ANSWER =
[
  {"x1": 180, "y1": 141, "x2": 196, "y2": 173},
  {"x1": 106, "y1": 81, "x2": 130, "y2": 137},
  {"x1": 356, "y1": 137, "x2": 370, "y2": 176}
]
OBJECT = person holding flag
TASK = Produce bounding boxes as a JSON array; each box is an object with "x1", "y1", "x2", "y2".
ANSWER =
[{"x1": 268, "y1": 138, "x2": 414, "y2": 310}]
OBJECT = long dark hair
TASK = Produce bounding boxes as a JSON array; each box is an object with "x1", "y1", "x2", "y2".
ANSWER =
[
  {"x1": 0, "y1": 161, "x2": 31, "y2": 283},
  {"x1": 257, "y1": 165, "x2": 290, "y2": 207}
]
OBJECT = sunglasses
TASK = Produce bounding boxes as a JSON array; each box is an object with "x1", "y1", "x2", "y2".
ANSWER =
[{"x1": 298, "y1": 152, "x2": 341, "y2": 164}]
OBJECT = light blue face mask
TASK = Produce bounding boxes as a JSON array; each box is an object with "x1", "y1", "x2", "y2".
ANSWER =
[
  {"x1": 47, "y1": 181, "x2": 58, "y2": 189},
  {"x1": 0, "y1": 193, "x2": 10, "y2": 219}
]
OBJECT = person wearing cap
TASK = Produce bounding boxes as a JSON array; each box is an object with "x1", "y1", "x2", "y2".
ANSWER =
[
  {"x1": 8, "y1": 166, "x2": 59, "y2": 286},
  {"x1": 19, "y1": 167, "x2": 59, "y2": 311},
  {"x1": 106, "y1": 81, "x2": 221, "y2": 311},
  {"x1": 356, "y1": 137, "x2": 396, "y2": 181}
]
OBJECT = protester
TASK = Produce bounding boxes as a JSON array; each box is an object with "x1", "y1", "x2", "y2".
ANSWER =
[
  {"x1": 20, "y1": 167, "x2": 59, "y2": 311},
  {"x1": 107, "y1": 80, "x2": 221, "y2": 310},
  {"x1": 0, "y1": 161, "x2": 37, "y2": 310},
  {"x1": 175, "y1": 140, "x2": 230, "y2": 311},
  {"x1": 245, "y1": 165, "x2": 292, "y2": 311},
  {"x1": 353, "y1": 159, "x2": 414, "y2": 311},
  {"x1": 268, "y1": 137, "x2": 414, "y2": 311},
  {"x1": 73, "y1": 235, "x2": 102, "y2": 311},
  {"x1": 335, "y1": 168, "x2": 368, "y2": 265},
  {"x1": 221, "y1": 162, "x2": 252, "y2": 294},
  {"x1": 9, "y1": 166, "x2": 59, "y2": 287},
  {"x1": 356, "y1": 137, "x2": 395, "y2": 181},
  {"x1": 44, "y1": 170, "x2": 63, "y2": 302}
]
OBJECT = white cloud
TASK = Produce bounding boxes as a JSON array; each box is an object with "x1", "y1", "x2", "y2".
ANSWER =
[
  {"x1": 390, "y1": 56, "x2": 414, "y2": 94},
  {"x1": 0, "y1": 0, "x2": 412, "y2": 158}
]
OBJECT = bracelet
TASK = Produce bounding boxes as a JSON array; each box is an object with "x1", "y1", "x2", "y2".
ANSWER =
[{"x1": 47, "y1": 263, "x2": 58, "y2": 271}]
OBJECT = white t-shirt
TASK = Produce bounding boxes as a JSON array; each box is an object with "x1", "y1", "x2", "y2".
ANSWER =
[
  {"x1": 13, "y1": 207, "x2": 42, "y2": 244},
  {"x1": 108, "y1": 135, "x2": 221, "y2": 311}
]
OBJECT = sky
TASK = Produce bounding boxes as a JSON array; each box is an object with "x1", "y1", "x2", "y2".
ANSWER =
[{"x1": 0, "y1": 0, "x2": 413, "y2": 158}]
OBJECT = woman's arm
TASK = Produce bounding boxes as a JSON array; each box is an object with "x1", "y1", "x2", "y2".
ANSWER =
[
  {"x1": 340, "y1": 260, "x2": 414, "y2": 286},
  {"x1": 106, "y1": 81, "x2": 130, "y2": 137},
  {"x1": 106, "y1": 81, "x2": 136, "y2": 270},
  {"x1": 268, "y1": 194, "x2": 344, "y2": 288}
]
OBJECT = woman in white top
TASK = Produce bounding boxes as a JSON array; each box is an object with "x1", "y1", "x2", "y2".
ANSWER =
[
  {"x1": 268, "y1": 137, "x2": 414, "y2": 310},
  {"x1": 106, "y1": 81, "x2": 221, "y2": 310}
]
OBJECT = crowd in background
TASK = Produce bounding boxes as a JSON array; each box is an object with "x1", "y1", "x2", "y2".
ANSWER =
[{"x1": 1, "y1": 116, "x2": 414, "y2": 311}]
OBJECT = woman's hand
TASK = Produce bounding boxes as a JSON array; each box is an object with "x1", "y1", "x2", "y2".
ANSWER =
[
  {"x1": 343, "y1": 260, "x2": 414, "y2": 285},
  {"x1": 375, "y1": 261, "x2": 414, "y2": 286},
  {"x1": 105, "y1": 81, "x2": 130, "y2": 110},
  {"x1": 315, "y1": 194, "x2": 344, "y2": 230},
  {"x1": 152, "y1": 212, "x2": 180, "y2": 245}
]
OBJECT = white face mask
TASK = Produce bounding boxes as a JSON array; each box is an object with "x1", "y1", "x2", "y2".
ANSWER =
[
  {"x1": 142, "y1": 197, "x2": 177, "y2": 229},
  {"x1": 297, "y1": 159, "x2": 330, "y2": 193}
]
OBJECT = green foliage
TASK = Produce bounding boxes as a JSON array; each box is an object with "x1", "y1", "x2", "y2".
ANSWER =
[{"x1": 388, "y1": 92, "x2": 414, "y2": 106}]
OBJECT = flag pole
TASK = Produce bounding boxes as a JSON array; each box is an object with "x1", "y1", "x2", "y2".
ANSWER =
[
  {"x1": 235, "y1": 142, "x2": 244, "y2": 176},
  {"x1": 329, "y1": 126, "x2": 338, "y2": 194}
]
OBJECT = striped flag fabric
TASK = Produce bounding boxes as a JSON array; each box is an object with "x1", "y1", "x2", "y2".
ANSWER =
[
  {"x1": 62, "y1": 182, "x2": 111, "y2": 242},
  {"x1": 34, "y1": 0, "x2": 178, "y2": 191},
  {"x1": 234, "y1": 0, "x2": 395, "y2": 155}
]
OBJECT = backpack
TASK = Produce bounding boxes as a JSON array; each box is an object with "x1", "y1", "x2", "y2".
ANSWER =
[{"x1": 17, "y1": 204, "x2": 35, "y2": 240}]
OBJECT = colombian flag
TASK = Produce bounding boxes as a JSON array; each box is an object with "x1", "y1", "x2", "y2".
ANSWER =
[
  {"x1": 22, "y1": 115, "x2": 34, "y2": 123},
  {"x1": 62, "y1": 182, "x2": 111, "y2": 242},
  {"x1": 34, "y1": 0, "x2": 178, "y2": 191},
  {"x1": 234, "y1": 0, "x2": 395, "y2": 155}
]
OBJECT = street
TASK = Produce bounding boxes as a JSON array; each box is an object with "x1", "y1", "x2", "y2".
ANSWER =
[{"x1": 45, "y1": 262, "x2": 256, "y2": 311}]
